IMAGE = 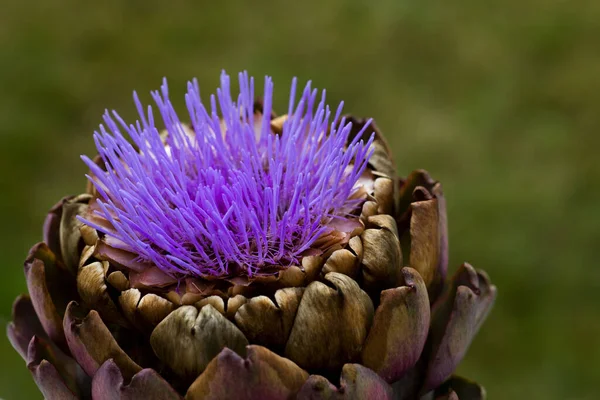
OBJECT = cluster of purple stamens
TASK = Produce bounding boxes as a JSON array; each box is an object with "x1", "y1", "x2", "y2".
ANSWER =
[{"x1": 81, "y1": 72, "x2": 374, "y2": 278}]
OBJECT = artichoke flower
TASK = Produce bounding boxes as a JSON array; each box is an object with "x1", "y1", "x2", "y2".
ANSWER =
[{"x1": 7, "y1": 72, "x2": 496, "y2": 400}]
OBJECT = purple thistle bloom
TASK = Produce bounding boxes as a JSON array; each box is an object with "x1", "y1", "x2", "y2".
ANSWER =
[{"x1": 80, "y1": 71, "x2": 374, "y2": 279}]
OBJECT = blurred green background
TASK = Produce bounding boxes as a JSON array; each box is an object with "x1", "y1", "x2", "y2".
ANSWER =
[{"x1": 1, "y1": 0, "x2": 599, "y2": 398}]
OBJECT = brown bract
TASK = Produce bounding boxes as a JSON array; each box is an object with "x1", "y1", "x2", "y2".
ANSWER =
[{"x1": 8, "y1": 113, "x2": 495, "y2": 399}]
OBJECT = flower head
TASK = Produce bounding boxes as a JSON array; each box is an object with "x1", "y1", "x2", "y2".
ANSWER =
[
  {"x1": 80, "y1": 72, "x2": 374, "y2": 279},
  {"x1": 9, "y1": 71, "x2": 496, "y2": 400}
]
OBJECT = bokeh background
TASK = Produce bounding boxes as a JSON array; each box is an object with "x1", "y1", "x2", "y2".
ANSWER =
[{"x1": 1, "y1": 1, "x2": 599, "y2": 398}]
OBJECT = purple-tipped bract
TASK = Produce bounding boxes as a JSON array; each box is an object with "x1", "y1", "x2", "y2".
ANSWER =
[{"x1": 80, "y1": 72, "x2": 374, "y2": 279}]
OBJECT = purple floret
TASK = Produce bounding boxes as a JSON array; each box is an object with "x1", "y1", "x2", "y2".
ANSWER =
[{"x1": 80, "y1": 71, "x2": 374, "y2": 278}]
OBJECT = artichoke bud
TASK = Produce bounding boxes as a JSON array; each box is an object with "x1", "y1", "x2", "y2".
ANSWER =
[{"x1": 8, "y1": 71, "x2": 496, "y2": 399}]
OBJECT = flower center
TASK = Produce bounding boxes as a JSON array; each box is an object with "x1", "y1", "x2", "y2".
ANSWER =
[{"x1": 80, "y1": 71, "x2": 374, "y2": 279}]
